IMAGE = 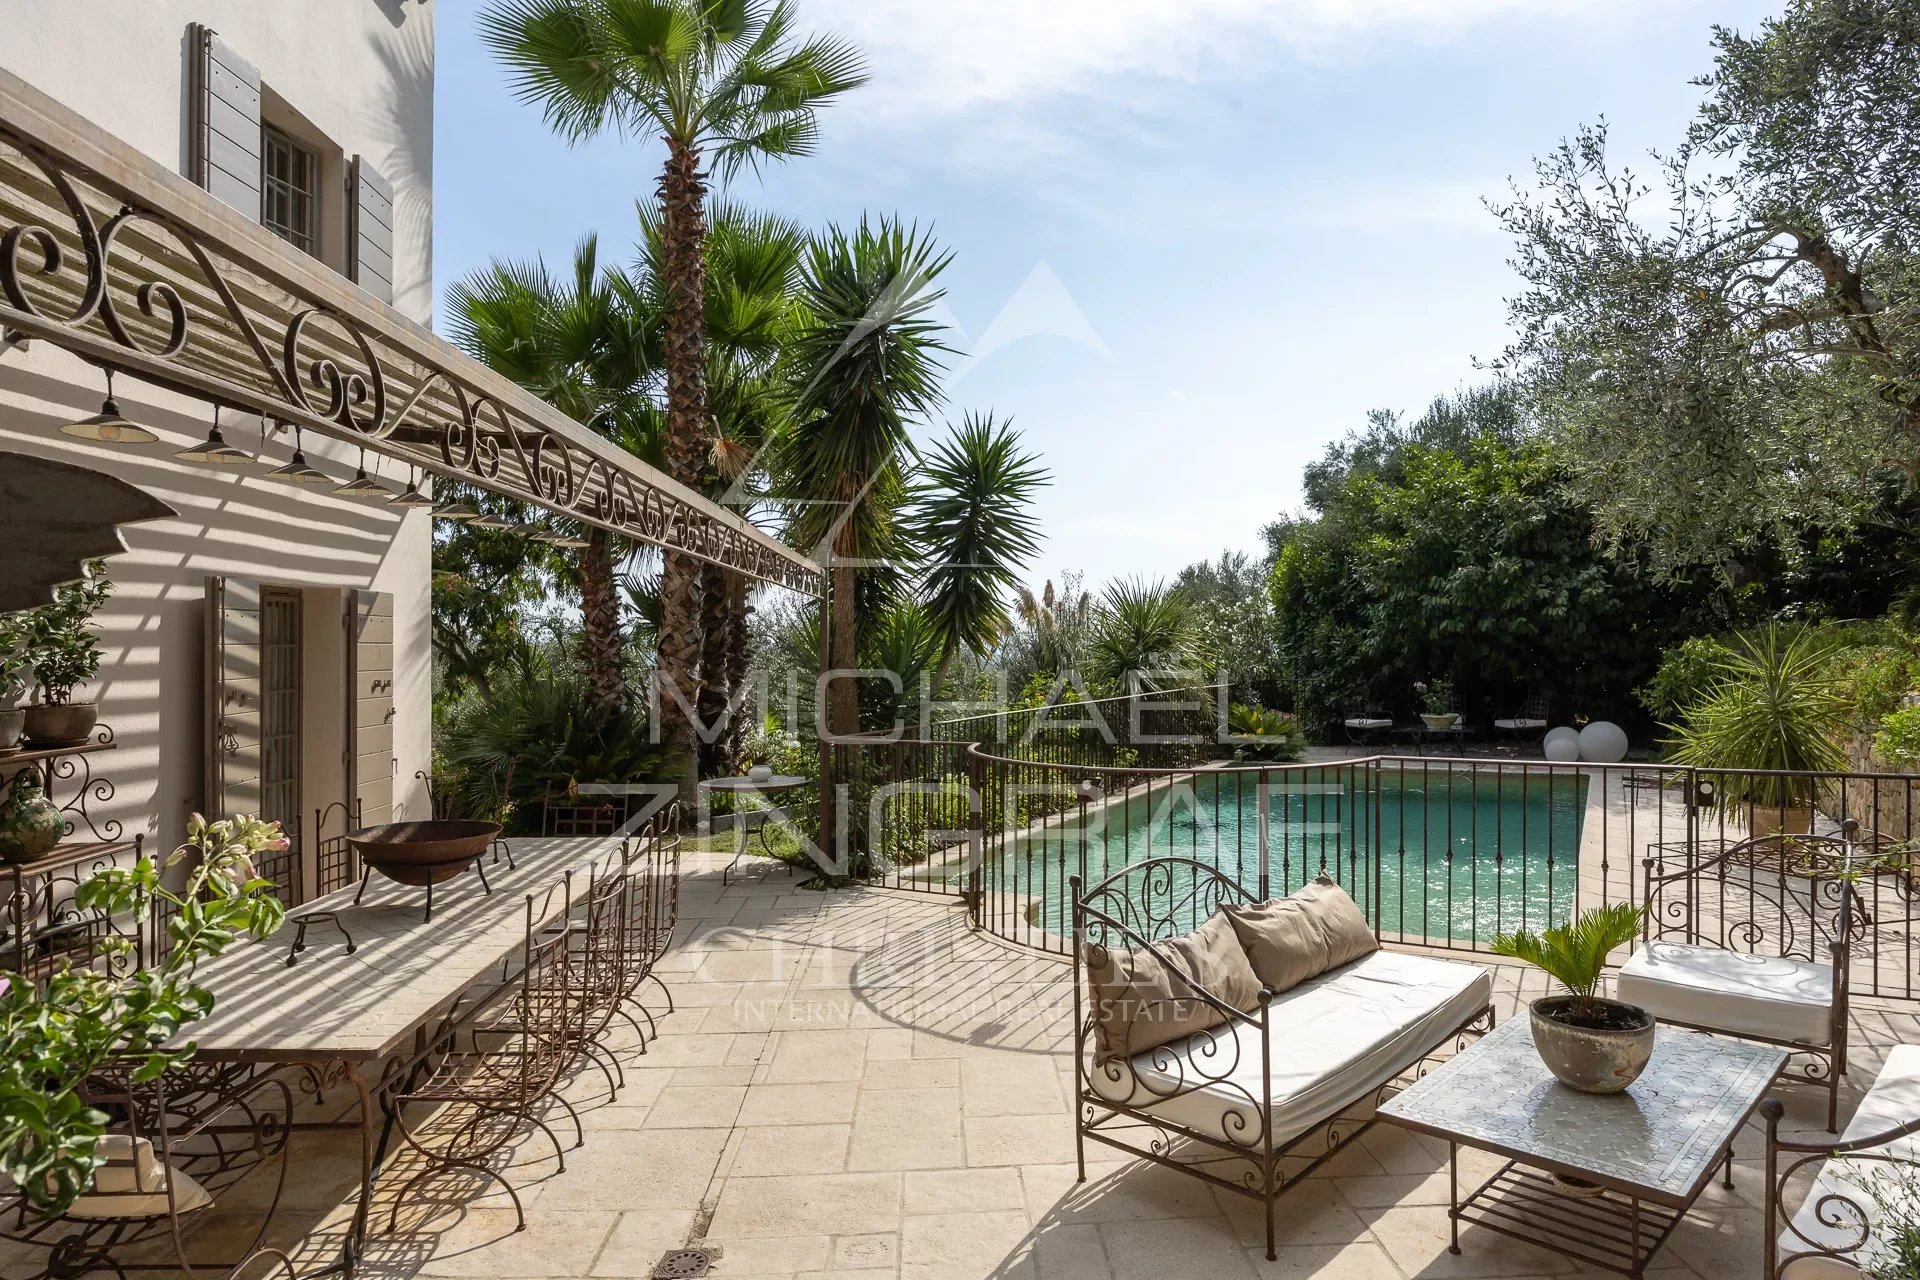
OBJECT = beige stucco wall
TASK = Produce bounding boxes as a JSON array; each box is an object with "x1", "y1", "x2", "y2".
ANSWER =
[{"x1": 0, "y1": 0, "x2": 435, "y2": 858}]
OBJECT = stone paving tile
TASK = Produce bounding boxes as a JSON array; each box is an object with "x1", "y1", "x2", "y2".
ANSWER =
[{"x1": 59, "y1": 860, "x2": 1905, "y2": 1280}]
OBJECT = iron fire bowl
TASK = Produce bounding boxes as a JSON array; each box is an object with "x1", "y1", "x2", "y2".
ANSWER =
[{"x1": 347, "y1": 820, "x2": 502, "y2": 888}]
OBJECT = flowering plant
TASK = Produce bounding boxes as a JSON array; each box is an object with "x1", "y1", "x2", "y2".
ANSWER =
[{"x1": 0, "y1": 813, "x2": 287, "y2": 1216}]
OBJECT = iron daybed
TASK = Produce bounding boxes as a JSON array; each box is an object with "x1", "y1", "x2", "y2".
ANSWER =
[{"x1": 1070, "y1": 857, "x2": 1494, "y2": 1260}]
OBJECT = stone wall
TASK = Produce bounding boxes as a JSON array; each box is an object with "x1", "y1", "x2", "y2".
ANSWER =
[{"x1": 1841, "y1": 731, "x2": 1920, "y2": 842}]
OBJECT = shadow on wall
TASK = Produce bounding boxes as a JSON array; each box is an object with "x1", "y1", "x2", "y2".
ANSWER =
[
  {"x1": 367, "y1": 7, "x2": 434, "y2": 324},
  {"x1": 0, "y1": 360, "x2": 404, "y2": 853}
]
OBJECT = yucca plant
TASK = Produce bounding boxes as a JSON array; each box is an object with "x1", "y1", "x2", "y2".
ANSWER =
[
  {"x1": 1667, "y1": 624, "x2": 1847, "y2": 813},
  {"x1": 1490, "y1": 903, "x2": 1644, "y2": 1025},
  {"x1": 1087, "y1": 578, "x2": 1197, "y2": 693}
]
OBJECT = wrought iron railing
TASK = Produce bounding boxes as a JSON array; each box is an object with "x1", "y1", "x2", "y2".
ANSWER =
[{"x1": 834, "y1": 744, "x2": 1918, "y2": 1004}]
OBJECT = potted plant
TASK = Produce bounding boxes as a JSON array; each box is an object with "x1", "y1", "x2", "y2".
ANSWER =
[
  {"x1": 0, "y1": 812, "x2": 286, "y2": 1218},
  {"x1": 23, "y1": 563, "x2": 111, "y2": 749},
  {"x1": 0, "y1": 612, "x2": 27, "y2": 755},
  {"x1": 1416, "y1": 679, "x2": 1458, "y2": 730},
  {"x1": 0, "y1": 773, "x2": 66, "y2": 863},
  {"x1": 1490, "y1": 903, "x2": 1651, "y2": 1095},
  {"x1": 1667, "y1": 625, "x2": 1847, "y2": 837}
]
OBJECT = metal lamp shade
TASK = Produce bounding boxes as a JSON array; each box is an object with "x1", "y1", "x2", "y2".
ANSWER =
[
  {"x1": 266, "y1": 450, "x2": 332, "y2": 485},
  {"x1": 333, "y1": 467, "x2": 390, "y2": 499},
  {"x1": 174, "y1": 425, "x2": 255, "y2": 465},
  {"x1": 60, "y1": 394, "x2": 158, "y2": 444},
  {"x1": 433, "y1": 503, "x2": 479, "y2": 521}
]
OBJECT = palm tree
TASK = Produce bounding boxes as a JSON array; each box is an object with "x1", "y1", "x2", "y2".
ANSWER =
[
  {"x1": 446, "y1": 235, "x2": 653, "y2": 714},
  {"x1": 480, "y1": 0, "x2": 865, "y2": 795},
  {"x1": 636, "y1": 201, "x2": 808, "y2": 771},
  {"x1": 1087, "y1": 578, "x2": 1199, "y2": 693},
  {"x1": 770, "y1": 217, "x2": 952, "y2": 737},
  {"x1": 910, "y1": 413, "x2": 1050, "y2": 696}
]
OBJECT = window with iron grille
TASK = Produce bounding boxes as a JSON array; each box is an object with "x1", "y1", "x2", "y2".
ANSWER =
[{"x1": 260, "y1": 125, "x2": 318, "y2": 255}]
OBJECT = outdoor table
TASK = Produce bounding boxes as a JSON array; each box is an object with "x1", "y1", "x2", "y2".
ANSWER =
[
  {"x1": 1390, "y1": 723, "x2": 1476, "y2": 756},
  {"x1": 700, "y1": 774, "x2": 809, "y2": 884},
  {"x1": 1377, "y1": 1015, "x2": 1787, "y2": 1278},
  {"x1": 177, "y1": 835, "x2": 618, "y2": 1278}
]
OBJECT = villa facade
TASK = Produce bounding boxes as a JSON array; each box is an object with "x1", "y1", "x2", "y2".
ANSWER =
[{"x1": 1, "y1": 0, "x2": 438, "y2": 882}]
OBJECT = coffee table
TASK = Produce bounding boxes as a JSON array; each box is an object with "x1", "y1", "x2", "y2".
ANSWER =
[{"x1": 1377, "y1": 1015, "x2": 1787, "y2": 1277}]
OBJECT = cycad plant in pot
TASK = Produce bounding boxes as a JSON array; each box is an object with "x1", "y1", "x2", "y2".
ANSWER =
[
  {"x1": 23, "y1": 564, "x2": 111, "y2": 749},
  {"x1": 1491, "y1": 903, "x2": 1650, "y2": 1095},
  {"x1": 1666, "y1": 625, "x2": 1847, "y2": 837}
]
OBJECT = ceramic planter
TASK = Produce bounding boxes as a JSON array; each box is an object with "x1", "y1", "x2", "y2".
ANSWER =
[
  {"x1": 1748, "y1": 803, "x2": 1814, "y2": 837},
  {"x1": 24, "y1": 701, "x2": 97, "y2": 749},
  {"x1": 1420, "y1": 713, "x2": 1459, "y2": 730},
  {"x1": 1529, "y1": 995, "x2": 1655, "y2": 1094},
  {"x1": 0, "y1": 707, "x2": 23, "y2": 755},
  {"x1": 0, "y1": 793, "x2": 65, "y2": 862}
]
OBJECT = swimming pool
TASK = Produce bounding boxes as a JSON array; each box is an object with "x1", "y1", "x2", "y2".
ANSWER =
[{"x1": 1005, "y1": 767, "x2": 1586, "y2": 945}]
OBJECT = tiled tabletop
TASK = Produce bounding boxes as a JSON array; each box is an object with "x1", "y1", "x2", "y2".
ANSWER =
[
  {"x1": 1378, "y1": 1014, "x2": 1788, "y2": 1206},
  {"x1": 180, "y1": 836, "x2": 621, "y2": 1061}
]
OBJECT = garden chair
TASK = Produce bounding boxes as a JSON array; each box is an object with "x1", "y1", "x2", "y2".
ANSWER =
[
  {"x1": 1761, "y1": 1045, "x2": 1920, "y2": 1277},
  {"x1": 1492, "y1": 692, "x2": 1550, "y2": 743},
  {"x1": 383, "y1": 897, "x2": 584, "y2": 1231},
  {"x1": 1622, "y1": 823, "x2": 1859, "y2": 1131},
  {"x1": 1341, "y1": 707, "x2": 1393, "y2": 746}
]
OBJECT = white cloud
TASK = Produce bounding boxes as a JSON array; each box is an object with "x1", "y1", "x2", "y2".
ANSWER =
[{"x1": 809, "y1": 0, "x2": 1657, "y2": 126}]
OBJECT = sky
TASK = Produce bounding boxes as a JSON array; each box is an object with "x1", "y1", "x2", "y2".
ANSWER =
[{"x1": 431, "y1": 0, "x2": 1781, "y2": 588}]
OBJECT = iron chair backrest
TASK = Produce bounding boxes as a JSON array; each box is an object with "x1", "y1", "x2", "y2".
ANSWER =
[
  {"x1": 1069, "y1": 856, "x2": 1275, "y2": 1147},
  {"x1": 1762, "y1": 1095, "x2": 1920, "y2": 1278},
  {"x1": 1641, "y1": 823, "x2": 1861, "y2": 971}
]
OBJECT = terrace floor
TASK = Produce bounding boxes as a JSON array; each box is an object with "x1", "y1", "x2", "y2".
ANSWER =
[{"x1": 78, "y1": 846, "x2": 1920, "y2": 1280}]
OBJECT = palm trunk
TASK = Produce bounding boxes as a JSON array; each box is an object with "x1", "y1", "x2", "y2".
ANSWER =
[
  {"x1": 657, "y1": 139, "x2": 711, "y2": 810},
  {"x1": 723, "y1": 571, "x2": 753, "y2": 771},
  {"x1": 828, "y1": 562, "x2": 860, "y2": 738},
  {"x1": 696, "y1": 560, "x2": 729, "y2": 778},
  {"x1": 577, "y1": 527, "x2": 622, "y2": 715}
]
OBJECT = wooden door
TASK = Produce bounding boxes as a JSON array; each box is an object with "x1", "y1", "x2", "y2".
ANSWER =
[{"x1": 347, "y1": 591, "x2": 395, "y2": 827}]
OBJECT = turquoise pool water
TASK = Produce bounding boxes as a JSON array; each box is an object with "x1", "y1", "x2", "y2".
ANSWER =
[{"x1": 1011, "y1": 769, "x2": 1586, "y2": 944}]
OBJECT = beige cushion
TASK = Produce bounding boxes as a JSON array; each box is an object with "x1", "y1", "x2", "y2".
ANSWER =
[
  {"x1": 1091, "y1": 950, "x2": 1492, "y2": 1148},
  {"x1": 1225, "y1": 878, "x2": 1379, "y2": 993},
  {"x1": 1617, "y1": 941, "x2": 1833, "y2": 1046},
  {"x1": 62, "y1": 1135, "x2": 212, "y2": 1220},
  {"x1": 1084, "y1": 912, "x2": 1262, "y2": 1058}
]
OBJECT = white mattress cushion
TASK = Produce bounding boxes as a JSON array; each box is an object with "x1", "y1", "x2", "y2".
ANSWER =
[
  {"x1": 1779, "y1": 1044, "x2": 1920, "y2": 1279},
  {"x1": 1089, "y1": 950, "x2": 1491, "y2": 1148},
  {"x1": 1344, "y1": 718, "x2": 1392, "y2": 730},
  {"x1": 1617, "y1": 941, "x2": 1833, "y2": 1046},
  {"x1": 1493, "y1": 718, "x2": 1547, "y2": 730}
]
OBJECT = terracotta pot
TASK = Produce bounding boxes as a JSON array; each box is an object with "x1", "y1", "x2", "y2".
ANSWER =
[
  {"x1": 1748, "y1": 804, "x2": 1814, "y2": 838},
  {"x1": 1529, "y1": 995, "x2": 1655, "y2": 1095},
  {"x1": 24, "y1": 701, "x2": 98, "y2": 749},
  {"x1": 0, "y1": 707, "x2": 23, "y2": 755},
  {"x1": 348, "y1": 820, "x2": 503, "y2": 888}
]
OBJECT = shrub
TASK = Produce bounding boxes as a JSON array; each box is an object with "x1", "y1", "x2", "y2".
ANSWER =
[
  {"x1": 437, "y1": 669, "x2": 668, "y2": 833},
  {"x1": 1226, "y1": 703, "x2": 1307, "y2": 763}
]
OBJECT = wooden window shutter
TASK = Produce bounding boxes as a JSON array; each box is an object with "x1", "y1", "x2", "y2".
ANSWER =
[
  {"x1": 205, "y1": 576, "x2": 264, "y2": 821},
  {"x1": 186, "y1": 23, "x2": 263, "y2": 219},
  {"x1": 347, "y1": 157, "x2": 394, "y2": 304},
  {"x1": 347, "y1": 591, "x2": 396, "y2": 827}
]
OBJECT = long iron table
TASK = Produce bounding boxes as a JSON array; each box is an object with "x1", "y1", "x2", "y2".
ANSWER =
[{"x1": 179, "y1": 835, "x2": 623, "y2": 1277}]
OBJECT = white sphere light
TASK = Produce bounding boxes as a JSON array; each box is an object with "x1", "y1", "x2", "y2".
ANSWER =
[
  {"x1": 1543, "y1": 727, "x2": 1581, "y2": 763},
  {"x1": 1578, "y1": 720, "x2": 1629, "y2": 764}
]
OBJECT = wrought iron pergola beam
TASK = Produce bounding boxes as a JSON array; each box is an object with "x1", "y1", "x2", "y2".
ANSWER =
[{"x1": 0, "y1": 68, "x2": 821, "y2": 595}]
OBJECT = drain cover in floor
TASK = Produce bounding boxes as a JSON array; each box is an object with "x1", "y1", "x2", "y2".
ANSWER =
[{"x1": 651, "y1": 1249, "x2": 715, "y2": 1279}]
